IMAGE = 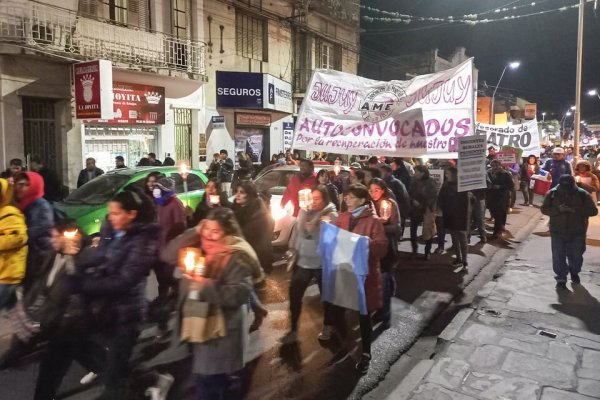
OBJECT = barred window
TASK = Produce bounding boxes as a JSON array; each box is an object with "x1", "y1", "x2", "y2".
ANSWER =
[
  {"x1": 236, "y1": 12, "x2": 267, "y2": 62},
  {"x1": 173, "y1": 0, "x2": 187, "y2": 38},
  {"x1": 103, "y1": 0, "x2": 127, "y2": 25}
]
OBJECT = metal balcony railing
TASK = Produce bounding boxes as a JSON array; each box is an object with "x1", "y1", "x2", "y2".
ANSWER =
[{"x1": 0, "y1": 0, "x2": 206, "y2": 79}]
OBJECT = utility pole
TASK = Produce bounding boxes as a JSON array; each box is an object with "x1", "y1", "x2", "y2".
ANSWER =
[{"x1": 574, "y1": 0, "x2": 585, "y2": 157}]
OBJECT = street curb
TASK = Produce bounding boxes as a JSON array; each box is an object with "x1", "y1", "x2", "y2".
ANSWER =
[{"x1": 437, "y1": 307, "x2": 474, "y2": 343}]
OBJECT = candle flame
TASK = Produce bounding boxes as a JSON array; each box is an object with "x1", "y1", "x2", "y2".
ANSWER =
[
  {"x1": 180, "y1": 163, "x2": 188, "y2": 174},
  {"x1": 184, "y1": 250, "x2": 196, "y2": 272}
]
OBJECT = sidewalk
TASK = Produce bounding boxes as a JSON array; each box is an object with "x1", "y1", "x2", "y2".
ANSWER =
[{"x1": 396, "y1": 215, "x2": 600, "y2": 399}]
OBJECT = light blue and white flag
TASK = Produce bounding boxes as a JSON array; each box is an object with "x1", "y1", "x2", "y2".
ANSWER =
[{"x1": 318, "y1": 222, "x2": 370, "y2": 315}]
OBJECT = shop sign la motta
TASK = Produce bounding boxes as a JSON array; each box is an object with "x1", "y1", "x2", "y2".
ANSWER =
[
  {"x1": 291, "y1": 58, "x2": 474, "y2": 158},
  {"x1": 475, "y1": 119, "x2": 541, "y2": 157},
  {"x1": 87, "y1": 82, "x2": 166, "y2": 125},
  {"x1": 74, "y1": 60, "x2": 113, "y2": 120}
]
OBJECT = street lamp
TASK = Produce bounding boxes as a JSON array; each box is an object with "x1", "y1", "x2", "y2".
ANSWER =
[
  {"x1": 588, "y1": 89, "x2": 600, "y2": 100},
  {"x1": 542, "y1": 112, "x2": 546, "y2": 122},
  {"x1": 491, "y1": 61, "x2": 520, "y2": 124}
]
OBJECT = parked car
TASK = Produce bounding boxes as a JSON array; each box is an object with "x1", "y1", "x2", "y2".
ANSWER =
[
  {"x1": 252, "y1": 164, "x2": 349, "y2": 251},
  {"x1": 56, "y1": 167, "x2": 208, "y2": 235}
]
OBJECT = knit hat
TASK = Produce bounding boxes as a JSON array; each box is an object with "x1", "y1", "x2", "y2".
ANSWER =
[{"x1": 155, "y1": 177, "x2": 175, "y2": 193}]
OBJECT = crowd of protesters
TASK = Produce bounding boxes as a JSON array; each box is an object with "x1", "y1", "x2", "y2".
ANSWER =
[{"x1": 0, "y1": 141, "x2": 599, "y2": 399}]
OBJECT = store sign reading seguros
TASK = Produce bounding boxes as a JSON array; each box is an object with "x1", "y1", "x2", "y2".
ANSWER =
[{"x1": 216, "y1": 71, "x2": 292, "y2": 114}]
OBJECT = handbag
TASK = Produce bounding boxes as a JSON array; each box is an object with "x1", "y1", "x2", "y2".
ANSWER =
[{"x1": 180, "y1": 298, "x2": 226, "y2": 343}]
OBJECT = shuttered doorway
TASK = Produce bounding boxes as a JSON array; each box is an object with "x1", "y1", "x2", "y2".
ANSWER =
[{"x1": 22, "y1": 97, "x2": 58, "y2": 171}]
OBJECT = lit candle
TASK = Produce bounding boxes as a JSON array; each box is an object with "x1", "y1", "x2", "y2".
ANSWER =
[
  {"x1": 576, "y1": 176, "x2": 581, "y2": 183},
  {"x1": 380, "y1": 200, "x2": 391, "y2": 219},
  {"x1": 180, "y1": 163, "x2": 188, "y2": 176},
  {"x1": 183, "y1": 249, "x2": 197, "y2": 274},
  {"x1": 63, "y1": 229, "x2": 78, "y2": 239},
  {"x1": 334, "y1": 165, "x2": 341, "y2": 176},
  {"x1": 298, "y1": 188, "x2": 313, "y2": 211},
  {"x1": 209, "y1": 195, "x2": 220, "y2": 205}
]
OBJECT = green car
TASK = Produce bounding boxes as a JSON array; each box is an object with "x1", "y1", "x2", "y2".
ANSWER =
[{"x1": 56, "y1": 167, "x2": 208, "y2": 235}]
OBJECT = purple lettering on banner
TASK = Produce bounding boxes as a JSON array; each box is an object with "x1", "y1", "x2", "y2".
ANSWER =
[
  {"x1": 309, "y1": 81, "x2": 358, "y2": 114},
  {"x1": 404, "y1": 73, "x2": 471, "y2": 108},
  {"x1": 440, "y1": 118, "x2": 454, "y2": 136}
]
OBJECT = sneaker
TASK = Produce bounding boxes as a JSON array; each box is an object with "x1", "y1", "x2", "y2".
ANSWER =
[
  {"x1": 355, "y1": 353, "x2": 371, "y2": 375},
  {"x1": 451, "y1": 260, "x2": 463, "y2": 267},
  {"x1": 144, "y1": 373, "x2": 175, "y2": 400},
  {"x1": 433, "y1": 247, "x2": 444, "y2": 254},
  {"x1": 571, "y1": 274, "x2": 581, "y2": 284},
  {"x1": 528, "y1": 203, "x2": 534, "y2": 207},
  {"x1": 555, "y1": 282, "x2": 568, "y2": 290},
  {"x1": 318, "y1": 325, "x2": 335, "y2": 341},
  {"x1": 80, "y1": 372, "x2": 98, "y2": 385},
  {"x1": 279, "y1": 330, "x2": 298, "y2": 344}
]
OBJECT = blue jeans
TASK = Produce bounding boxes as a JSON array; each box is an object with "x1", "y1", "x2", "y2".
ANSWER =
[
  {"x1": 551, "y1": 234, "x2": 586, "y2": 282},
  {"x1": 0, "y1": 284, "x2": 16, "y2": 311},
  {"x1": 472, "y1": 199, "x2": 486, "y2": 237}
]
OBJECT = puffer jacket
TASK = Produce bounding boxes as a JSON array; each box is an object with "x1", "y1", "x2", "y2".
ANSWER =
[
  {"x1": 73, "y1": 221, "x2": 159, "y2": 327},
  {"x1": 0, "y1": 179, "x2": 28, "y2": 284},
  {"x1": 541, "y1": 182, "x2": 598, "y2": 235}
]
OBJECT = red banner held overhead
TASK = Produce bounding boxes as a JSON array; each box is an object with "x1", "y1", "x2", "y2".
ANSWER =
[
  {"x1": 87, "y1": 82, "x2": 166, "y2": 125},
  {"x1": 74, "y1": 60, "x2": 113, "y2": 120}
]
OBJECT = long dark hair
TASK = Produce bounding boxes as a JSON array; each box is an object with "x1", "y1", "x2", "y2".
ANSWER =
[
  {"x1": 237, "y1": 181, "x2": 259, "y2": 200},
  {"x1": 113, "y1": 187, "x2": 156, "y2": 224},
  {"x1": 369, "y1": 177, "x2": 389, "y2": 197},
  {"x1": 205, "y1": 207, "x2": 243, "y2": 237}
]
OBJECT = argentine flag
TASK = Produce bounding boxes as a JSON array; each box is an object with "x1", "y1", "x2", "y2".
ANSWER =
[{"x1": 318, "y1": 223, "x2": 370, "y2": 315}]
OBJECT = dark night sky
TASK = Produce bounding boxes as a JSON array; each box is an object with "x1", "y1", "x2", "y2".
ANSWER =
[{"x1": 360, "y1": 0, "x2": 600, "y2": 123}]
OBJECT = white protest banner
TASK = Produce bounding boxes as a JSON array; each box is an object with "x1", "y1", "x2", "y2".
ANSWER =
[
  {"x1": 495, "y1": 151, "x2": 518, "y2": 166},
  {"x1": 580, "y1": 137, "x2": 598, "y2": 147},
  {"x1": 475, "y1": 119, "x2": 540, "y2": 157},
  {"x1": 457, "y1": 135, "x2": 487, "y2": 192},
  {"x1": 292, "y1": 59, "x2": 474, "y2": 158}
]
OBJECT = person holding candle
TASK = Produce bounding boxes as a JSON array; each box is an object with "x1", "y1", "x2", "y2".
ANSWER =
[
  {"x1": 280, "y1": 185, "x2": 338, "y2": 344},
  {"x1": 574, "y1": 160, "x2": 600, "y2": 204},
  {"x1": 368, "y1": 178, "x2": 400, "y2": 330},
  {"x1": 191, "y1": 179, "x2": 231, "y2": 226},
  {"x1": 437, "y1": 167, "x2": 471, "y2": 271},
  {"x1": 333, "y1": 184, "x2": 388, "y2": 374},
  {"x1": 519, "y1": 155, "x2": 539, "y2": 206},
  {"x1": 281, "y1": 159, "x2": 317, "y2": 217},
  {"x1": 166, "y1": 208, "x2": 256, "y2": 399},
  {"x1": 143, "y1": 171, "x2": 165, "y2": 200},
  {"x1": 66, "y1": 190, "x2": 159, "y2": 400}
]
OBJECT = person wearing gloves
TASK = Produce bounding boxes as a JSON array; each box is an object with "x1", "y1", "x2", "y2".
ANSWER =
[
  {"x1": 280, "y1": 185, "x2": 338, "y2": 344},
  {"x1": 0, "y1": 178, "x2": 27, "y2": 310}
]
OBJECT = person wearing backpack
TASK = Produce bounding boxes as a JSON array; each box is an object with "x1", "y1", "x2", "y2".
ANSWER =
[{"x1": 541, "y1": 175, "x2": 598, "y2": 289}]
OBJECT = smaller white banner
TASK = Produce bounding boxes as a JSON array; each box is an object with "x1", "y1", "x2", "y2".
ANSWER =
[
  {"x1": 457, "y1": 135, "x2": 487, "y2": 192},
  {"x1": 475, "y1": 119, "x2": 540, "y2": 157}
]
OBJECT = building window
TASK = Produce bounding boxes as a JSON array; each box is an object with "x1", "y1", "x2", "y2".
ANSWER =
[
  {"x1": 318, "y1": 41, "x2": 341, "y2": 70},
  {"x1": 173, "y1": 0, "x2": 187, "y2": 38},
  {"x1": 236, "y1": 12, "x2": 267, "y2": 62},
  {"x1": 103, "y1": 0, "x2": 127, "y2": 25},
  {"x1": 237, "y1": 0, "x2": 262, "y2": 9}
]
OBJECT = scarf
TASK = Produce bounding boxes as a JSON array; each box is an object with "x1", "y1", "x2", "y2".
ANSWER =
[{"x1": 154, "y1": 190, "x2": 176, "y2": 207}]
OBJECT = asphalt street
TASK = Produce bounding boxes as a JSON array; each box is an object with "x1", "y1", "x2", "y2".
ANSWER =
[{"x1": 0, "y1": 194, "x2": 544, "y2": 400}]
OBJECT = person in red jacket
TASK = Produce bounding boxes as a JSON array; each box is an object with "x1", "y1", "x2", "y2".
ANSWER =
[
  {"x1": 334, "y1": 184, "x2": 388, "y2": 374},
  {"x1": 280, "y1": 159, "x2": 318, "y2": 217}
]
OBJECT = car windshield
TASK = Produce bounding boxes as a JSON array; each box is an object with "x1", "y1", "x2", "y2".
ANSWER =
[{"x1": 64, "y1": 174, "x2": 130, "y2": 205}]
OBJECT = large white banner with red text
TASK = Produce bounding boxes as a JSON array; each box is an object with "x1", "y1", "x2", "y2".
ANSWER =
[{"x1": 292, "y1": 58, "x2": 474, "y2": 157}]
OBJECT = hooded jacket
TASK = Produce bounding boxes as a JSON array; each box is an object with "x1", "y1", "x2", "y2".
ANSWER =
[
  {"x1": 574, "y1": 160, "x2": 600, "y2": 194},
  {"x1": 16, "y1": 172, "x2": 54, "y2": 256},
  {"x1": 541, "y1": 175, "x2": 598, "y2": 235},
  {"x1": 0, "y1": 179, "x2": 28, "y2": 284}
]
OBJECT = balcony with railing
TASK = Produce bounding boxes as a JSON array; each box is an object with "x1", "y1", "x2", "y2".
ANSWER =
[{"x1": 0, "y1": 0, "x2": 207, "y2": 79}]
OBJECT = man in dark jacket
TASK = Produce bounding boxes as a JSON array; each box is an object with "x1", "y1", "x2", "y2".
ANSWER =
[
  {"x1": 486, "y1": 160, "x2": 514, "y2": 239},
  {"x1": 30, "y1": 156, "x2": 63, "y2": 202},
  {"x1": 148, "y1": 152, "x2": 163, "y2": 166},
  {"x1": 77, "y1": 158, "x2": 104, "y2": 188},
  {"x1": 541, "y1": 175, "x2": 598, "y2": 289},
  {"x1": 215, "y1": 149, "x2": 234, "y2": 195},
  {"x1": 379, "y1": 163, "x2": 409, "y2": 236}
]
